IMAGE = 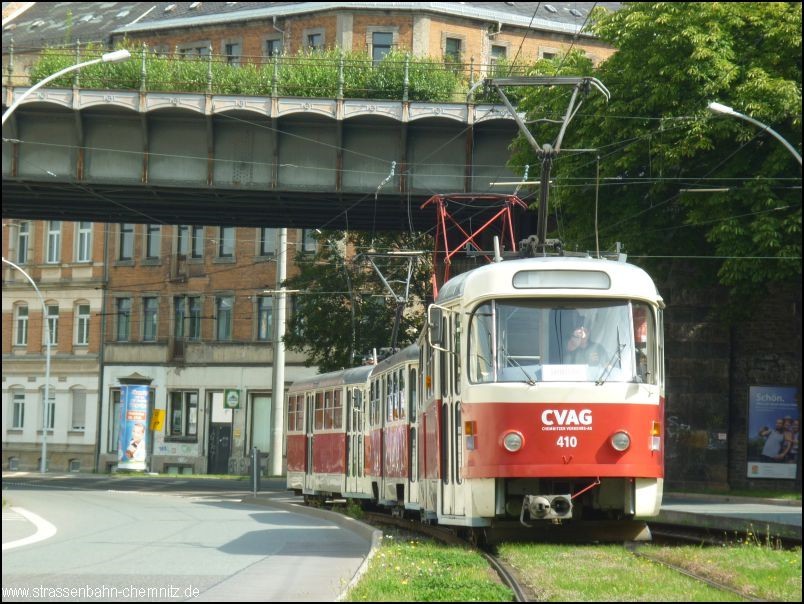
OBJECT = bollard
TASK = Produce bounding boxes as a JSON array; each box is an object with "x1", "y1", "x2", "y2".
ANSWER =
[{"x1": 252, "y1": 446, "x2": 261, "y2": 495}]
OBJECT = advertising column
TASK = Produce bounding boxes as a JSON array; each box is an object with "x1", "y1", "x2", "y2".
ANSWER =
[{"x1": 118, "y1": 381, "x2": 151, "y2": 471}]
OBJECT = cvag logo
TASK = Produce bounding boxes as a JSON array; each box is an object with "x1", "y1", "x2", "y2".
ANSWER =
[{"x1": 541, "y1": 409, "x2": 592, "y2": 426}]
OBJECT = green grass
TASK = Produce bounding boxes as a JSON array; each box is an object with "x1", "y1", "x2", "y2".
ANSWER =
[
  {"x1": 641, "y1": 543, "x2": 802, "y2": 602},
  {"x1": 498, "y1": 542, "x2": 802, "y2": 602},
  {"x1": 345, "y1": 531, "x2": 512, "y2": 602}
]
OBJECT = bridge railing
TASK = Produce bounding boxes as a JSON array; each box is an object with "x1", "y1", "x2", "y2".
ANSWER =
[{"x1": 4, "y1": 42, "x2": 554, "y2": 104}]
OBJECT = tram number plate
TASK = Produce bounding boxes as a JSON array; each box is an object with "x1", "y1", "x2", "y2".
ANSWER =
[{"x1": 556, "y1": 436, "x2": 578, "y2": 448}]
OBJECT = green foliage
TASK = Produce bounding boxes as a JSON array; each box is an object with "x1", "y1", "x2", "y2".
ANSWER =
[
  {"x1": 27, "y1": 46, "x2": 465, "y2": 101},
  {"x1": 510, "y1": 3, "x2": 802, "y2": 305},
  {"x1": 282, "y1": 231, "x2": 432, "y2": 372}
]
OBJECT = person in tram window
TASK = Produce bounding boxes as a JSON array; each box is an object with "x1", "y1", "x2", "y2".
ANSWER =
[{"x1": 565, "y1": 323, "x2": 606, "y2": 366}]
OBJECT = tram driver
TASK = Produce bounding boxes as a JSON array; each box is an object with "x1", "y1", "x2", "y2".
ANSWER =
[{"x1": 565, "y1": 322, "x2": 606, "y2": 366}]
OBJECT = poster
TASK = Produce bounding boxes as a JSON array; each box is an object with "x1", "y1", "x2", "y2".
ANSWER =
[
  {"x1": 117, "y1": 384, "x2": 150, "y2": 471},
  {"x1": 746, "y1": 386, "x2": 799, "y2": 480}
]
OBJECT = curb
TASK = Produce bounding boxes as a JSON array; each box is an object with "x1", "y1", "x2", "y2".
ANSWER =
[{"x1": 241, "y1": 495, "x2": 382, "y2": 600}]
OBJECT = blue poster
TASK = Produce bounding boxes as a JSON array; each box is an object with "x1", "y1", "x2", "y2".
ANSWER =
[
  {"x1": 117, "y1": 384, "x2": 150, "y2": 471},
  {"x1": 746, "y1": 386, "x2": 799, "y2": 480}
]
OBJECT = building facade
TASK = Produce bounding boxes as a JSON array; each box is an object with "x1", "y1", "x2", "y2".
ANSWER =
[{"x1": 2, "y1": 219, "x2": 104, "y2": 472}]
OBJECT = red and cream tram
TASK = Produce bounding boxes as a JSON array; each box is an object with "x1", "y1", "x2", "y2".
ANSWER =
[{"x1": 286, "y1": 254, "x2": 665, "y2": 540}]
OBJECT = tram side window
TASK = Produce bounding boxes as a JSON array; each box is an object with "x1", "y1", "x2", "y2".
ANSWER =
[
  {"x1": 333, "y1": 389, "x2": 342, "y2": 429},
  {"x1": 632, "y1": 302, "x2": 656, "y2": 384},
  {"x1": 324, "y1": 390, "x2": 333, "y2": 429},
  {"x1": 409, "y1": 367, "x2": 418, "y2": 417},
  {"x1": 287, "y1": 395, "x2": 301, "y2": 432},
  {"x1": 398, "y1": 368, "x2": 406, "y2": 421},
  {"x1": 314, "y1": 392, "x2": 324, "y2": 430}
]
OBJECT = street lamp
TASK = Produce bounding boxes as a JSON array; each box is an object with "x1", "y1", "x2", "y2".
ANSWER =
[
  {"x1": 2, "y1": 257, "x2": 51, "y2": 473},
  {"x1": 708, "y1": 101, "x2": 802, "y2": 166},
  {"x1": 2, "y1": 49, "x2": 130, "y2": 126}
]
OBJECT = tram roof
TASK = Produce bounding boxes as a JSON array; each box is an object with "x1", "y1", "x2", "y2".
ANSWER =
[
  {"x1": 371, "y1": 344, "x2": 419, "y2": 375},
  {"x1": 287, "y1": 364, "x2": 373, "y2": 394},
  {"x1": 436, "y1": 256, "x2": 663, "y2": 306}
]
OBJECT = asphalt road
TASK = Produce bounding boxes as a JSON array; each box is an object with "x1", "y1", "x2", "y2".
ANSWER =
[{"x1": 2, "y1": 474, "x2": 370, "y2": 602}]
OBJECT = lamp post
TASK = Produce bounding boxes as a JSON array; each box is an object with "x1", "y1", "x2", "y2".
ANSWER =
[
  {"x1": 708, "y1": 102, "x2": 802, "y2": 166},
  {"x1": 2, "y1": 257, "x2": 51, "y2": 473},
  {"x1": 2, "y1": 49, "x2": 130, "y2": 126}
]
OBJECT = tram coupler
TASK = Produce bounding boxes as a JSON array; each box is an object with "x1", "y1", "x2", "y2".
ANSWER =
[{"x1": 519, "y1": 494, "x2": 573, "y2": 526}]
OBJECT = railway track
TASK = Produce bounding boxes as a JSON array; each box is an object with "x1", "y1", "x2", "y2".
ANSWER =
[{"x1": 361, "y1": 511, "x2": 530, "y2": 602}]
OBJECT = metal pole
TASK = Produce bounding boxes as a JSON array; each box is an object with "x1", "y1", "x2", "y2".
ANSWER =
[
  {"x1": 3, "y1": 257, "x2": 50, "y2": 473},
  {"x1": 270, "y1": 228, "x2": 287, "y2": 476}
]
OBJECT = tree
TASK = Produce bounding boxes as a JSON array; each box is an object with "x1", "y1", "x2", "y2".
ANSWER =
[
  {"x1": 282, "y1": 231, "x2": 432, "y2": 372},
  {"x1": 510, "y1": 2, "x2": 801, "y2": 305}
]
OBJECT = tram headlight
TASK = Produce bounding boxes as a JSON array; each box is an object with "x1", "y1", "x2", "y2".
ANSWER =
[
  {"x1": 610, "y1": 431, "x2": 631, "y2": 452},
  {"x1": 502, "y1": 431, "x2": 523, "y2": 452}
]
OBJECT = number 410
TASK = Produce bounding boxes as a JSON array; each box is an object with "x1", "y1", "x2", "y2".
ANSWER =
[{"x1": 556, "y1": 436, "x2": 577, "y2": 447}]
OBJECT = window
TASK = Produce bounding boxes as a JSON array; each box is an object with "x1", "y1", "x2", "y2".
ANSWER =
[
  {"x1": 265, "y1": 37, "x2": 283, "y2": 57},
  {"x1": 71, "y1": 388, "x2": 86, "y2": 431},
  {"x1": 17, "y1": 221, "x2": 30, "y2": 264},
  {"x1": 216, "y1": 296, "x2": 233, "y2": 341},
  {"x1": 179, "y1": 42, "x2": 210, "y2": 57},
  {"x1": 116, "y1": 297, "x2": 131, "y2": 341},
  {"x1": 257, "y1": 296, "x2": 273, "y2": 341},
  {"x1": 445, "y1": 37, "x2": 462, "y2": 63},
  {"x1": 76, "y1": 303, "x2": 90, "y2": 345},
  {"x1": 145, "y1": 224, "x2": 161, "y2": 259},
  {"x1": 307, "y1": 32, "x2": 323, "y2": 49},
  {"x1": 46, "y1": 220, "x2": 61, "y2": 263},
  {"x1": 218, "y1": 226, "x2": 234, "y2": 258},
  {"x1": 143, "y1": 297, "x2": 158, "y2": 341},
  {"x1": 177, "y1": 225, "x2": 189, "y2": 256},
  {"x1": 372, "y1": 31, "x2": 393, "y2": 63},
  {"x1": 287, "y1": 394, "x2": 303, "y2": 432},
  {"x1": 259, "y1": 227, "x2": 276, "y2": 257},
  {"x1": 42, "y1": 387, "x2": 55, "y2": 430},
  {"x1": 169, "y1": 391, "x2": 198, "y2": 439},
  {"x1": 15, "y1": 305, "x2": 28, "y2": 346},
  {"x1": 314, "y1": 392, "x2": 324, "y2": 430},
  {"x1": 185, "y1": 296, "x2": 202, "y2": 340},
  {"x1": 46, "y1": 304, "x2": 59, "y2": 345},
  {"x1": 302, "y1": 229, "x2": 318, "y2": 253},
  {"x1": 189, "y1": 226, "x2": 203, "y2": 258},
  {"x1": 119, "y1": 223, "x2": 134, "y2": 260},
  {"x1": 224, "y1": 42, "x2": 241, "y2": 65},
  {"x1": 11, "y1": 390, "x2": 25, "y2": 428},
  {"x1": 490, "y1": 44, "x2": 507, "y2": 75},
  {"x1": 76, "y1": 221, "x2": 92, "y2": 262}
]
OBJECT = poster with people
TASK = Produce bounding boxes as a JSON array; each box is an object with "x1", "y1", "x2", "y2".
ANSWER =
[
  {"x1": 746, "y1": 386, "x2": 799, "y2": 480},
  {"x1": 117, "y1": 384, "x2": 150, "y2": 471}
]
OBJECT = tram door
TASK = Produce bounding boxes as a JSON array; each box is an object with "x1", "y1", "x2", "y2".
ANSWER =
[
  {"x1": 441, "y1": 313, "x2": 465, "y2": 517},
  {"x1": 346, "y1": 386, "x2": 364, "y2": 493},
  {"x1": 304, "y1": 392, "x2": 315, "y2": 491}
]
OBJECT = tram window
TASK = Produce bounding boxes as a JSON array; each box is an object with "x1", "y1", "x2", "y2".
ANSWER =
[
  {"x1": 632, "y1": 302, "x2": 656, "y2": 384},
  {"x1": 324, "y1": 390, "x2": 333, "y2": 429},
  {"x1": 398, "y1": 368, "x2": 406, "y2": 421},
  {"x1": 410, "y1": 426, "x2": 417, "y2": 482},
  {"x1": 314, "y1": 392, "x2": 324, "y2": 430},
  {"x1": 409, "y1": 367, "x2": 418, "y2": 417},
  {"x1": 453, "y1": 314, "x2": 461, "y2": 395},
  {"x1": 333, "y1": 389, "x2": 342, "y2": 429}
]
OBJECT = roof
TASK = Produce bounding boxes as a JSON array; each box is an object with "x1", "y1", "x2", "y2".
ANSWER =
[{"x1": 3, "y1": 2, "x2": 620, "y2": 51}]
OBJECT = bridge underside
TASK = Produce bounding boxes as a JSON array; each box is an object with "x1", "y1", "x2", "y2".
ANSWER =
[
  {"x1": 1, "y1": 179, "x2": 438, "y2": 230},
  {"x1": 2, "y1": 91, "x2": 531, "y2": 231}
]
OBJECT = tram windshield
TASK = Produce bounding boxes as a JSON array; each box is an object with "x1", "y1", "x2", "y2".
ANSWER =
[{"x1": 468, "y1": 299, "x2": 655, "y2": 384}]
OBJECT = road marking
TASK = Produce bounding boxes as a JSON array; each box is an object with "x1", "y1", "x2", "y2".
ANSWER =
[{"x1": 2, "y1": 507, "x2": 57, "y2": 550}]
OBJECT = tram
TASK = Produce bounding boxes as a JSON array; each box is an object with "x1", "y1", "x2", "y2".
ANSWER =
[{"x1": 286, "y1": 254, "x2": 665, "y2": 541}]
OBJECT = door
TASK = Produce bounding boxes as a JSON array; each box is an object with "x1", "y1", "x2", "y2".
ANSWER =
[
  {"x1": 207, "y1": 391, "x2": 233, "y2": 475},
  {"x1": 208, "y1": 423, "x2": 232, "y2": 474},
  {"x1": 346, "y1": 386, "x2": 364, "y2": 493},
  {"x1": 304, "y1": 392, "x2": 314, "y2": 492},
  {"x1": 441, "y1": 314, "x2": 465, "y2": 517}
]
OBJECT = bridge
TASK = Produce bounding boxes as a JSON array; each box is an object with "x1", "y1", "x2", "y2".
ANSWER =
[{"x1": 2, "y1": 87, "x2": 524, "y2": 231}]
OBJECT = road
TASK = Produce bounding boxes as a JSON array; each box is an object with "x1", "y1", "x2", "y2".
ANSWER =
[{"x1": 2, "y1": 474, "x2": 371, "y2": 601}]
